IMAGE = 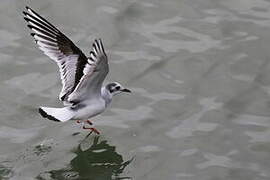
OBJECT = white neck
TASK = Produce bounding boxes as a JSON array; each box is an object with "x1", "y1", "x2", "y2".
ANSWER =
[{"x1": 101, "y1": 86, "x2": 112, "y2": 106}]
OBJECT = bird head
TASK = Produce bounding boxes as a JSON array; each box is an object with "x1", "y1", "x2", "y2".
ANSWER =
[{"x1": 106, "y1": 82, "x2": 131, "y2": 96}]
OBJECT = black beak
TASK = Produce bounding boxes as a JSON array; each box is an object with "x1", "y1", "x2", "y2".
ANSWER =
[{"x1": 121, "y1": 88, "x2": 131, "y2": 93}]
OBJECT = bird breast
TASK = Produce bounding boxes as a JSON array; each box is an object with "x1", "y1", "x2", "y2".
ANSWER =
[{"x1": 72, "y1": 98, "x2": 106, "y2": 119}]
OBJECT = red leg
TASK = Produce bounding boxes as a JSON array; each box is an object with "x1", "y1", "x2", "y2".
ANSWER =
[
  {"x1": 76, "y1": 120, "x2": 93, "y2": 125},
  {"x1": 84, "y1": 120, "x2": 93, "y2": 125},
  {"x1": 83, "y1": 126, "x2": 100, "y2": 135}
]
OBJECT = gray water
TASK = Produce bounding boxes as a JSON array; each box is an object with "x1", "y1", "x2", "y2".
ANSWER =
[{"x1": 1, "y1": 0, "x2": 270, "y2": 179}]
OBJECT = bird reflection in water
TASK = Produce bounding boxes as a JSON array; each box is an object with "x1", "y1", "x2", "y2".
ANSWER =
[
  {"x1": 0, "y1": 164, "x2": 12, "y2": 179},
  {"x1": 37, "y1": 136, "x2": 133, "y2": 180}
]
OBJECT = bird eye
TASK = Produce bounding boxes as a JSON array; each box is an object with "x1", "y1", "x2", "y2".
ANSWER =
[{"x1": 115, "y1": 86, "x2": 120, "y2": 90}]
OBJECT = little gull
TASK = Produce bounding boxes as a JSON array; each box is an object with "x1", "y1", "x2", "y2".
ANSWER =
[{"x1": 23, "y1": 6, "x2": 131, "y2": 134}]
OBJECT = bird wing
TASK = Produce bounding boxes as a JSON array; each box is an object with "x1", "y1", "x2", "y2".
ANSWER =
[
  {"x1": 23, "y1": 6, "x2": 89, "y2": 103},
  {"x1": 67, "y1": 39, "x2": 109, "y2": 103}
]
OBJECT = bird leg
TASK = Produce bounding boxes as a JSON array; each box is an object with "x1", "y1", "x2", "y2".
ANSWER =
[
  {"x1": 76, "y1": 120, "x2": 99, "y2": 134},
  {"x1": 85, "y1": 120, "x2": 93, "y2": 125},
  {"x1": 83, "y1": 126, "x2": 100, "y2": 135},
  {"x1": 76, "y1": 120, "x2": 93, "y2": 125}
]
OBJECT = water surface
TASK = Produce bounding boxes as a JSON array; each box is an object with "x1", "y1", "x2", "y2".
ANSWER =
[{"x1": 1, "y1": 0, "x2": 270, "y2": 179}]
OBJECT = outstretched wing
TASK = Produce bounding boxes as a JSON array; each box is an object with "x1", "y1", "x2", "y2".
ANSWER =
[
  {"x1": 23, "y1": 6, "x2": 88, "y2": 102},
  {"x1": 67, "y1": 39, "x2": 109, "y2": 103}
]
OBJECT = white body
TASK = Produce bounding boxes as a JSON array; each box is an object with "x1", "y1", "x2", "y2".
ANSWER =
[
  {"x1": 39, "y1": 88, "x2": 112, "y2": 122},
  {"x1": 72, "y1": 98, "x2": 106, "y2": 119}
]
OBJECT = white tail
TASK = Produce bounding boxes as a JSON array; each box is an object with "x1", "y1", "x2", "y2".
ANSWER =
[{"x1": 39, "y1": 106, "x2": 74, "y2": 122}]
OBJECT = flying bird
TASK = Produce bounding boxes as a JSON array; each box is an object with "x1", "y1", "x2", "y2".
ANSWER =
[{"x1": 23, "y1": 6, "x2": 131, "y2": 134}]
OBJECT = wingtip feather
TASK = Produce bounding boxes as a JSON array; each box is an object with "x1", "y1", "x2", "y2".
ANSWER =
[
  {"x1": 26, "y1": 6, "x2": 32, "y2": 12},
  {"x1": 23, "y1": 16, "x2": 29, "y2": 22},
  {"x1": 22, "y1": 11, "x2": 28, "y2": 16},
  {"x1": 27, "y1": 24, "x2": 33, "y2": 29}
]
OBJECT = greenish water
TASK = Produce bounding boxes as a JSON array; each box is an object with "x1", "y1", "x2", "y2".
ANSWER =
[{"x1": 1, "y1": 0, "x2": 270, "y2": 179}]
